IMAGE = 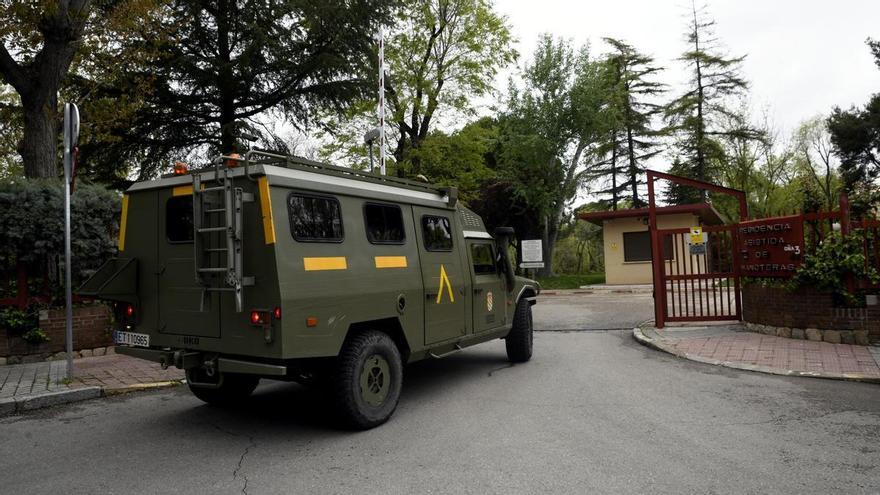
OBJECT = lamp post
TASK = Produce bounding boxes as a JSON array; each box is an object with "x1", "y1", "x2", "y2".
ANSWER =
[{"x1": 62, "y1": 103, "x2": 80, "y2": 380}]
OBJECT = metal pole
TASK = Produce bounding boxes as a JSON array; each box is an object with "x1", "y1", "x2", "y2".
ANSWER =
[
  {"x1": 64, "y1": 120, "x2": 73, "y2": 380},
  {"x1": 62, "y1": 103, "x2": 78, "y2": 381},
  {"x1": 378, "y1": 28, "x2": 386, "y2": 176},
  {"x1": 368, "y1": 142, "x2": 374, "y2": 173},
  {"x1": 647, "y1": 172, "x2": 665, "y2": 328}
]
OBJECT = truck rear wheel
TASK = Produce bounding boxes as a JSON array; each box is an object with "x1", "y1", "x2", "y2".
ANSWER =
[
  {"x1": 506, "y1": 299, "x2": 533, "y2": 363},
  {"x1": 333, "y1": 331, "x2": 403, "y2": 430},
  {"x1": 186, "y1": 371, "x2": 260, "y2": 406}
]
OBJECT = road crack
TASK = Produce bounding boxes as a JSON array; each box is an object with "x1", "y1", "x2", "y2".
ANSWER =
[{"x1": 233, "y1": 435, "x2": 256, "y2": 495}]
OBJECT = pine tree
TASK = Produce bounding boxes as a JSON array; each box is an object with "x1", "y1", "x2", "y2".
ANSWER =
[
  {"x1": 665, "y1": 1, "x2": 758, "y2": 204},
  {"x1": 602, "y1": 38, "x2": 666, "y2": 207}
]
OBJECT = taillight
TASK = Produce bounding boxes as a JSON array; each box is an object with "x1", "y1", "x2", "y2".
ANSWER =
[
  {"x1": 273, "y1": 306, "x2": 281, "y2": 320},
  {"x1": 250, "y1": 310, "x2": 263, "y2": 325},
  {"x1": 126, "y1": 304, "x2": 134, "y2": 318}
]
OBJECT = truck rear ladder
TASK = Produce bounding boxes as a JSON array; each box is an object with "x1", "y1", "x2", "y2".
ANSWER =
[{"x1": 192, "y1": 168, "x2": 254, "y2": 312}]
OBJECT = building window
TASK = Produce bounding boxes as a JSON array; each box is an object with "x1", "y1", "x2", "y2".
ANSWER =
[
  {"x1": 364, "y1": 203, "x2": 405, "y2": 244},
  {"x1": 422, "y1": 215, "x2": 453, "y2": 251},
  {"x1": 287, "y1": 193, "x2": 344, "y2": 242},
  {"x1": 623, "y1": 231, "x2": 673, "y2": 262},
  {"x1": 166, "y1": 196, "x2": 193, "y2": 243},
  {"x1": 471, "y1": 243, "x2": 496, "y2": 274}
]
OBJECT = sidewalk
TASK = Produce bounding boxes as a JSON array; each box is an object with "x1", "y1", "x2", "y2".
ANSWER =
[
  {"x1": 634, "y1": 323, "x2": 880, "y2": 383},
  {"x1": 0, "y1": 352, "x2": 184, "y2": 416}
]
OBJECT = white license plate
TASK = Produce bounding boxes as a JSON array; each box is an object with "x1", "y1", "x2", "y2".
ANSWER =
[{"x1": 114, "y1": 330, "x2": 150, "y2": 348}]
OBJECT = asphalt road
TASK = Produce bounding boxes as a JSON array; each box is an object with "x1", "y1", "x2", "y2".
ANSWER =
[{"x1": 2, "y1": 293, "x2": 879, "y2": 494}]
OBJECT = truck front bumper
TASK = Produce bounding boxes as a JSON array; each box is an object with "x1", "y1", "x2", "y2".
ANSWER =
[{"x1": 115, "y1": 346, "x2": 288, "y2": 377}]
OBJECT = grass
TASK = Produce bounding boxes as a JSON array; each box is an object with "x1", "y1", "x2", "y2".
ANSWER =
[{"x1": 535, "y1": 273, "x2": 605, "y2": 290}]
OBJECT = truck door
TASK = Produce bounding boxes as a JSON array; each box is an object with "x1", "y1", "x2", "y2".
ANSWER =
[
  {"x1": 157, "y1": 190, "x2": 222, "y2": 338},
  {"x1": 413, "y1": 207, "x2": 467, "y2": 344},
  {"x1": 468, "y1": 240, "x2": 507, "y2": 333}
]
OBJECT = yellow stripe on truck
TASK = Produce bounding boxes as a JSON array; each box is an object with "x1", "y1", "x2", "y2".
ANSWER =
[
  {"x1": 172, "y1": 185, "x2": 193, "y2": 196},
  {"x1": 303, "y1": 257, "x2": 348, "y2": 271},
  {"x1": 258, "y1": 176, "x2": 276, "y2": 245},
  {"x1": 118, "y1": 195, "x2": 129, "y2": 252},
  {"x1": 374, "y1": 256, "x2": 407, "y2": 269}
]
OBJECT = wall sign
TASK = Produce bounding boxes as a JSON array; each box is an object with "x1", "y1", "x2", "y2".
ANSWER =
[{"x1": 738, "y1": 215, "x2": 804, "y2": 277}]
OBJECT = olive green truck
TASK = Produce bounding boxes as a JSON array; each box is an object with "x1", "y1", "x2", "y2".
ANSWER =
[{"x1": 80, "y1": 150, "x2": 539, "y2": 429}]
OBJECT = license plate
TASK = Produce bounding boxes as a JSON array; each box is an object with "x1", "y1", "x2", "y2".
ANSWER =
[{"x1": 114, "y1": 330, "x2": 150, "y2": 348}]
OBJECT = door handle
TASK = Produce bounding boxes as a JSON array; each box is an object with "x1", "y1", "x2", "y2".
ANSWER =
[
  {"x1": 426, "y1": 293, "x2": 437, "y2": 300},
  {"x1": 473, "y1": 288, "x2": 484, "y2": 294}
]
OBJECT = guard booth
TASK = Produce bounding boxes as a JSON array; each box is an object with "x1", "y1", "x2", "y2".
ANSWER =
[{"x1": 645, "y1": 171, "x2": 750, "y2": 328}]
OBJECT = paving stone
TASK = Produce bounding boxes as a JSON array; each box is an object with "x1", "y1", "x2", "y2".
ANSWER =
[
  {"x1": 840, "y1": 330, "x2": 854, "y2": 345},
  {"x1": 806, "y1": 328, "x2": 823, "y2": 341},
  {"x1": 854, "y1": 330, "x2": 870, "y2": 346},
  {"x1": 93, "y1": 347, "x2": 106, "y2": 357},
  {"x1": 791, "y1": 328, "x2": 805, "y2": 340},
  {"x1": 0, "y1": 357, "x2": 6, "y2": 366},
  {"x1": 776, "y1": 327, "x2": 792, "y2": 339},
  {"x1": 79, "y1": 349, "x2": 94, "y2": 358}
]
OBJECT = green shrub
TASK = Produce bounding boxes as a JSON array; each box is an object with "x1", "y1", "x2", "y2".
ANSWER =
[
  {"x1": 0, "y1": 179, "x2": 121, "y2": 298},
  {"x1": 789, "y1": 231, "x2": 880, "y2": 304}
]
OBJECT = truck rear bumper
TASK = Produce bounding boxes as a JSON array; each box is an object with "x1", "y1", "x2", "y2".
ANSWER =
[{"x1": 115, "y1": 346, "x2": 288, "y2": 377}]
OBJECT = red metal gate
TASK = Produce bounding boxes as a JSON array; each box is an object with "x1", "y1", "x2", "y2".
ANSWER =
[{"x1": 657, "y1": 225, "x2": 741, "y2": 323}]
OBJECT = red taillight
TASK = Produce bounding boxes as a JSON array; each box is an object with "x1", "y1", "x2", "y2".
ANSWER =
[
  {"x1": 273, "y1": 307, "x2": 281, "y2": 320},
  {"x1": 126, "y1": 304, "x2": 134, "y2": 317},
  {"x1": 250, "y1": 310, "x2": 262, "y2": 325}
]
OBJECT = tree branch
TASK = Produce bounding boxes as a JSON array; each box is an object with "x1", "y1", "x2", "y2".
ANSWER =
[{"x1": 0, "y1": 44, "x2": 27, "y2": 94}]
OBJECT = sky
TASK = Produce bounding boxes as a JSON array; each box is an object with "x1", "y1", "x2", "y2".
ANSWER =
[{"x1": 487, "y1": 0, "x2": 880, "y2": 141}]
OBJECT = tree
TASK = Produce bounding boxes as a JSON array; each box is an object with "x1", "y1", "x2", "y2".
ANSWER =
[
  {"x1": 321, "y1": 0, "x2": 514, "y2": 176},
  {"x1": 665, "y1": 1, "x2": 758, "y2": 203},
  {"x1": 794, "y1": 116, "x2": 840, "y2": 212},
  {"x1": 87, "y1": 0, "x2": 397, "y2": 181},
  {"x1": 597, "y1": 38, "x2": 666, "y2": 207},
  {"x1": 0, "y1": 0, "x2": 93, "y2": 178},
  {"x1": 0, "y1": 85, "x2": 23, "y2": 179},
  {"x1": 827, "y1": 39, "x2": 880, "y2": 214},
  {"x1": 501, "y1": 36, "x2": 606, "y2": 277}
]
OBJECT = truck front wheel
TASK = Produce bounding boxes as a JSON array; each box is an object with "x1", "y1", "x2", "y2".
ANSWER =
[
  {"x1": 186, "y1": 371, "x2": 260, "y2": 406},
  {"x1": 333, "y1": 331, "x2": 403, "y2": 429},
  {"x1": 505, "y1": 299, "x2": 533, "y2": 362}
]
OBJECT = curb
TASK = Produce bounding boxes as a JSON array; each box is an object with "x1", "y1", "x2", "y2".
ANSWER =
[
  {"x1": 0, "y1": 380, "x2": 183, "y2": 417},
  {"x1": 632, "y1": 326, "x2": 880, "y2": 384}
]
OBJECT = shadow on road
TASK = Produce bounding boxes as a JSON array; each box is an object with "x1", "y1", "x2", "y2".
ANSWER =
[{"x1": 148, "y1": 348, "x2": 513, "y2": 434}]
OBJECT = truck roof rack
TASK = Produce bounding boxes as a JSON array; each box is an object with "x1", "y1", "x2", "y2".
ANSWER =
[{"x1": 208, "y1": 149, "x2": 456, "y2": 200}]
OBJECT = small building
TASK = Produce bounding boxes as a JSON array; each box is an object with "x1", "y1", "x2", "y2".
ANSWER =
[{"x1": 579, "y1": 203, "x2": 725, "y2": 285}]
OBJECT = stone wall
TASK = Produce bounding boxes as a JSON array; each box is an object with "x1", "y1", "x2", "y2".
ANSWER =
[
  {"x1": 742, "y1": 285, "x2": 880, "y2": 345},
  {"x1": 0, "y1": 304, "x2": 114, "y2": 361}
]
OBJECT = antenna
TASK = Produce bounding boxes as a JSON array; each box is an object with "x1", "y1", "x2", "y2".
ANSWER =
[{"x1": 378, "y1": 28, "x2": 386, "y2": 175}]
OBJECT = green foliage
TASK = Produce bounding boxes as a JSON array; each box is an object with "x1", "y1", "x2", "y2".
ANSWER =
[
  {"x1": 408, "y1": 120, "x2": 497, "y2": 202},
  {"x1": 0, "y1": 307, "x2": 35, "y2": 334},
  {"x1": 0, "y1": 180, "x2": 121, "y2": 289},
  {"x1": 590, "y1": 38, "x2": 666, "y2": 208},
  {"x1": 536, "y1": 274, "x2": 605, "y2": 290},
  {"x1": 665, "y1": 2, "x2": 761, "y2": 203},
  {"x1": 21, "y1": 328, "x2": 50, "y2": 345},
  {"x1": 827, "y1": 39, "x2": 880, "y2": 215},
  {"x1": 789, "y1": 231, "x2": 880, "y2": 303}
]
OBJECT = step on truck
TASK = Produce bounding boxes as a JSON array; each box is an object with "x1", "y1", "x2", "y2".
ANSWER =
[{"x1": 80, "y1": 150, "x2": 539, "y2": 429}]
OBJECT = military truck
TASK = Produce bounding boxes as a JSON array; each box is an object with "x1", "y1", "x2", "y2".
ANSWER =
[{"x1": 80, "y1": 149, "x2": 539, "y2": 429}]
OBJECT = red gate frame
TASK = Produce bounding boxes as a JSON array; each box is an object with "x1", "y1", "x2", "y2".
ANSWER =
[{"x1": 646, "y1": 170, "x2": 749, "y2": 328}]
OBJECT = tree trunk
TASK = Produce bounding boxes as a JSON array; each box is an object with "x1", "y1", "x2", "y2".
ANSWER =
[{"x1": 19, "y1": 96, "x2": 60, "y2": 178}]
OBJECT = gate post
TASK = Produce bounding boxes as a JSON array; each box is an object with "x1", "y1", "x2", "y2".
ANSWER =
[{"x1": 647, "y1": 172, "x2": 665, "y2": 328}]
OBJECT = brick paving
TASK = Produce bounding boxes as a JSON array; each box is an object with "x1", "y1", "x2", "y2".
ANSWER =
[
  {"x1": 640, "y1": 325, "x2": 880, "y2": 380},
  {"x1": 0, "y1": 351, "x2": 184, "y2": 400}
]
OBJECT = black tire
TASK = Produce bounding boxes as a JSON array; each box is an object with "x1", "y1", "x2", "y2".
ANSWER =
[
  {"x1": 506, "y1": 298, "x2": 533, "y2": 363},
  {"x1": 186, "y1": 371, "x2": 260, "y2": 406},
  {"x1": 332, "y1": 331, "x2": 403, "y2": 430}
]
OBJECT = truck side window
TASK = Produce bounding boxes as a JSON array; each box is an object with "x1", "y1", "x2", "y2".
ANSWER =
[
  {"x1": 364, "y1": 203, "x2": 405, "y2": 244},
  {"x1": 422, "y1": 215, "x2": 453, "y2": 251},
  {"x1": 288, "y1": 192, "x2": 344, "y2": 242},
  {"x1": 166, "y1": 196, "x2": 194, "y2": 243},
  {"x1": 471, "y1": 243, "x2": 496, "y2": 274}
]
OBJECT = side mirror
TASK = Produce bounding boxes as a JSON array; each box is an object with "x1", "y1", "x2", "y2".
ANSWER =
[{"x1": 493, "y1": 227, "x2": 516, "y2": 292}]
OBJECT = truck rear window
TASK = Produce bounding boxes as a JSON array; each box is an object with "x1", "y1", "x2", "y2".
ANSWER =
[
  {"x1": 364, "y1": 203, "x2": 405, "y2": 244},
  {"x1": 166, "y1": 196, "x2": 194, "y2": 243},
  {"x1": 288, "y1": 193, "x2": 344, "y2": 242}
]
